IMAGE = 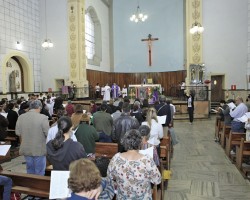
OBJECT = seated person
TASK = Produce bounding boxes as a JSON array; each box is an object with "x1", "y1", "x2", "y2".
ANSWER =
[
  {"x1": 68, "y1": 158, "x2": 114, "y2": 200},
  {"x1": 75, "y1": 114, "x2": 99, "y2": 156},
  {"x1": 107, "y1": 129, "x2": 161, "y2": 199},
  {"x1": 47, "y1": 116, "x2": 87, "y2": 170},
  {"x1": 139, "y1": 125, "x2": 160, "y2": 166}
]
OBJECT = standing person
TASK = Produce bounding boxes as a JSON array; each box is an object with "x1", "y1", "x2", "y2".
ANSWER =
[
  {"x1": 187, "y1": 92, "x2": 195, "y2": 125},
  {"x1": 155, "y1": 95, "x2": 172, "y2": 127},
  {"x1": 95, "y1": 83, "x2": 100, "y2": 99},
  {"x1": 107, "y1": 129, "x2": 161, "y2": 199},
  {"x1": 103, "y1": 84, "x2": 111, "y2": 101},
  {"x1": 0, "y1": 114, "x2": 8, "y2": 141},
  {"x1": 75, "y1": 114, "x2": 99, "y2": 155},
  {"x1": 90, "y1": 100, "x2": 97, "y2": 114},
  {"x1": 93, "y1": 104, "x2": 113, "y2": 142},
  {"x1": 47, "y1": 116, "x2": 87, "y2": 170},
  {"x1": 15, "y1": 100, "x2": 50, "y2": 175},
  {"x1": 111, "y1": 83, "x2": 120, "y2": 99},
  {"x1": 122, "y1": 85, "x2": 128, "y2": 98},
  {"x1": 7, "y1": 103, "x2": 18, "y2": 129},
  {"x1": 112, "y1": 102, "x2": 140, "y2": 152},
  {"x1": 141, "y1": 108, "x2": 163, "y2": 151},
  {"x1": 65, "y1": 100, "x2": 75, "y2": 117}
]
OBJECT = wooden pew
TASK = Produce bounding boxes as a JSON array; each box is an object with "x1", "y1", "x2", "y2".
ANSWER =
[
  {"x1": 220, "y1": 125, "x2": 231, "y2": 148},
  {"x1": 0, "y1": 170, "x2": 50, "y2": 198},
  {"x1": 236, "y1": 138, "x2": 250, "y2": 178},
  {"x1": 225, "y1": 132, "x2": 245, "y2": 159},
  {"x1": 95, "y1": 142, "x2": 118, "y2": 159}
]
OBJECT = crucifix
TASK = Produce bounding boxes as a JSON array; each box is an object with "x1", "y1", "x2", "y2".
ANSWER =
[{"x1": 141, "y1": 34, "x2": 159, "y2": 66}]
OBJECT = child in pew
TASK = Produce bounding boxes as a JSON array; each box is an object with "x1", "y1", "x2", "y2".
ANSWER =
[
  {"x1": 67, "y1": 158, "x2": 114, "y2": 200},
  {"x1": 139, "y1": 125, "x2": 160, "y2": 166}
]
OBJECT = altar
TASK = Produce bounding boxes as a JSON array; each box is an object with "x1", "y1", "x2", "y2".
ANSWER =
[{"x1": 128, "y1": 84, "x2": 162, "y2": 99}]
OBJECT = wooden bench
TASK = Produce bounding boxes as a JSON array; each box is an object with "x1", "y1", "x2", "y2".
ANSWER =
[
  {"x1": 236, "y1": 138, "x2": 250, "y2": 178},
  {"x1": 95, "y1": 142, "x2": 118, "y2": 159},
  {"x1": 225, "y1": 132, "x2": 245, "y2": 159},
  {"x1": 220, "y1": 125, "x2": 231, "y2": 148},
  {"x1": 0, "y1": 170, "x2": 50, "y2": 198}
]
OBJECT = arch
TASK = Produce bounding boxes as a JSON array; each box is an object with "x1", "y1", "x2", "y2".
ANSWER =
[
  {"x1": 85, "y1": 6, "x2": 102, "y2": 66},
  {"x1": 1, "y1": 50, "x2": 34, "y2": 94}
]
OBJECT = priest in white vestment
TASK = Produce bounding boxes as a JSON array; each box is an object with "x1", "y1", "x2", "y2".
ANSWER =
[
  {"x1": 103, "y1": 84, "x2": 111, "y2": 101},
  {"x1": 122, "y1": 85, "x2": 128, "y2": 98}
]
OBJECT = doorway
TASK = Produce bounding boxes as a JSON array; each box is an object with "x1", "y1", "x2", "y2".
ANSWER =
[{"x1": 211, "y1": 75, "x2": 224, "y2": 102}]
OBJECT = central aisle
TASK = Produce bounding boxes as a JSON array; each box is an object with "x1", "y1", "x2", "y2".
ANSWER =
[{"x1": 165, "y1": 117, "x2": 250, "y2": 200}]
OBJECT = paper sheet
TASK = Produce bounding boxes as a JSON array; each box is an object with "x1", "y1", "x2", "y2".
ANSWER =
[
  {"x1": 157, "y1": 115, "x2": 166, "y2": 124},
  {"x1": 237, "y1": 112, "x2": 250, "y2": 123},
  {"x1": 49, "y1": 171, "x2": 71, "y2": 199},
  {"x1": 228, "y1": 102, "x2": 236, "y2": 110},
  {"x1": 139, "y1": 146, "x2": 154, "y2": 158},
  {"x1": 0, "y1": 145, "x2": 11, "y2": 156}
]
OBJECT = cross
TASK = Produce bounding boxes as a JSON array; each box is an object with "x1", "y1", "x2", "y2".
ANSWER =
[{"x1": 141, "y1": 34, "x2": 159, "y2": 66}]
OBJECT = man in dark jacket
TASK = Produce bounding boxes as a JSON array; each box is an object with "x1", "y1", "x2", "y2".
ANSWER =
[
  {"x1": 155, "y1": 95, "x2": 172, "y2": 127},
  {"x1": 112, "y1": 102, "x2": 140, "y2": 152}
]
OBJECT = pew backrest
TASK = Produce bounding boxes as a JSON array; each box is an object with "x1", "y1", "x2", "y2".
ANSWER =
[{"x1": 95, "y1": 142, "x2": 118, "y2": 159}]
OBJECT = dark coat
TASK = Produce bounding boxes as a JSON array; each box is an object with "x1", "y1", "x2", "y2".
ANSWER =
[
  {"x1": 0, "y1": 114, "x2": 9, "y2": 140},
  {"x1": 155, "y1": 103, "x2": 172, "y2": 127}
]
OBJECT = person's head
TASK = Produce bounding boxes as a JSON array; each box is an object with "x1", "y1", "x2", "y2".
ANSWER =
[
  {"x1": 121, "y1": 129, "x2": 142, "y2": 151},
  {"x1": 146, "y1": 107, "x2": 158, "y2": 127},
  {"x1": 57, "y1": 107, "x2": 67, "y2": 119},
  {"x1": 220, "y1": 100, "x2": 226, "y2": 107},
  {"x1": 80, "y1": 113, "x2": 90, "y2": 124},
  {"x1": 52, "y1": 116, "x2": 72, "y2": 150},
  {"x1": 74, "y1": 104, "x2": 83, "y2": 114},
  {"x1": 95, "y1": 157, "x2": 110, "y2": 177},
  {"x1": 142, "y1": 99, "x2": 149, "y2": 108},
  {"x1": 100, "y1": 103, "x2": 108, "y2": 112},
  {"x1": 235, "y1": 96, "x2": 243, "y2": 105},
  {"x1": 118, "y1": 101, "x2": 124, "y2": 108},
  {"x1": 123, "y1": 97, "x2": 130, "y2": 103},
  {"x1": 29, "y1": 100, "x2": 42, "y2": 111},
  {"x1": 96, "y1": 83, "x2": 99, "y2": 86},
  {"x1": 133, "y1": 104, "x2": 139, "y2": 112},
  {"x1": 115, "y1": 106, "x2": 122, "y2": 112},
  {"x1": 159, "y1": 95, "x2": 166, "y2": 103},
  {"x1": 68, "y1": 159, "x2": 101, "y2": 193},
  {"x1": 138, "y1": 125, "x2": 150, "y2": 144},
  {"x1": 109, "y1": 99, "x2": 114, "y2": 105},
  {"x1": 122, "y1": 102, "x2": 131, "y2": 113},
  {"x1": 8, "y1": 103, "x2": 15, "y2": 110},
  {"x1": 90, "y1": 100, "x2": 95, "y2": 106},
  {"x1": 68, "y1": 100, "x2": 72, "y2": 104}
]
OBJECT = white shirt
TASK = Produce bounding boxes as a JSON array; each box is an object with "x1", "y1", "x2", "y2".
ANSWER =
[
  {"x1": 46, "y1": 124, "x2": 77, "y2": 143},
  {"x1": 141, "y1": 119, "x2": 163, "y2": 146}
]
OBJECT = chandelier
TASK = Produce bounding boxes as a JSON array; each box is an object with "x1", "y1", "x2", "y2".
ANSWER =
[
  {"x1": 130, "y1": 5, "x2": 148, "y2": 23},
  {"x1": 189, "y1": 0, "x2": 204, "y2": 34},
  {"x1": 42, "y1": 0, "x2": 53, "y2": 50}
]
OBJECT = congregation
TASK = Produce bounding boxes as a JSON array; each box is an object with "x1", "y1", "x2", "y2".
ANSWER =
[{"x1": 0, "y1": 92, "x2": 177, "y2": 199}]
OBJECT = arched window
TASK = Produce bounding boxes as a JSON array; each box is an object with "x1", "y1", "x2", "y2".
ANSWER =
[
  {"x1": 85, "y1": 12, "x2": 95, "y2": 60},
  {"x1": 85, "y1": 7, "x2": 102, "y2": 66}
]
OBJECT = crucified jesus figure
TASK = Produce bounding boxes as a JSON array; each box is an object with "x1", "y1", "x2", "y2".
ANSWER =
[{"x1": 141, "y1": 34, "x2": 159, "y2": 66}]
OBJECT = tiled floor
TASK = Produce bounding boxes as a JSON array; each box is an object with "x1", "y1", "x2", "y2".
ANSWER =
[{"x1": 165, "y1": 117, "x2": 250, "y2": 200}]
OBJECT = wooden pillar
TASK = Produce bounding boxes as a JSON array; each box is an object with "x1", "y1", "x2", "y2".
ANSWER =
[
  {"x1": 185, "y1": 0, "x2": 203, "y2": 90},
  {"x1": 67, "y1": 0, "x2": 89, "y2": 98}
]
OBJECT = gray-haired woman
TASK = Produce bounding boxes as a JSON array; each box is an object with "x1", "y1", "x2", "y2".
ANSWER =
[{"x1": 107, "y1": 129, "x2": 161, "y2": 199}]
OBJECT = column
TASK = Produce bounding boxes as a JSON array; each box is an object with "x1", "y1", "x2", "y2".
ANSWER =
[
  {"x1": 185, "y1": 0, "x2": 203, "y2": 89},
  {"x1": 67, "y1": 0, "x2": 89, "y2": 98}
]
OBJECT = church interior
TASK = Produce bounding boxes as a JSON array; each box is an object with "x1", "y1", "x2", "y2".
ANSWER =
[{"x1": 0, "y1": 0, "x2": 250, "y2": 199}]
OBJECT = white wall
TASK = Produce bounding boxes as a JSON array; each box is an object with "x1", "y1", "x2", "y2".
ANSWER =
[
  {"x1": 0, "y1": 0, "x2": 41, "y2": 92},
  {"x1": 203, "y1": 0, "x2": 248, "y2": 89},
  {"x1": 85, "y1": 0, "x2": 111, "y2": 72},
  {"x1": 40, "y1": 0, "x2": 68, "y2": 91}
]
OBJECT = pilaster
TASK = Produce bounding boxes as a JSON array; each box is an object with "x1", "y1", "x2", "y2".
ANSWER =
[
  {"x1": 67, "y1": 0, "x2": 89, "y2": 98},
  {"x1": 185, "y1": 0, "x2": 203, "y2": 88}
]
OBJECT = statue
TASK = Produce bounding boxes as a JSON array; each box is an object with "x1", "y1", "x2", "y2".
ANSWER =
[
  {"x1": 199, "y1": 67, "x2": 204, "y2": 83},
  {"x1": 9, "y1": 70, "x2": 16, "y2": 92},
  {"x1": 191, "y1": 68, "x2": 195, "y2": 82}
]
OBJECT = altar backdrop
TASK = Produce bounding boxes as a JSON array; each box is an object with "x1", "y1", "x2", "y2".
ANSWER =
[{"x1": 113, "y1": 0, "x2": 184, "y2": 72}]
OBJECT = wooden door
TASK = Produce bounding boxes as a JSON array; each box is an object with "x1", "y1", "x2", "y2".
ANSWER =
[{"x1": 211, "y1": 75, "x2": 224, "y2": 102}]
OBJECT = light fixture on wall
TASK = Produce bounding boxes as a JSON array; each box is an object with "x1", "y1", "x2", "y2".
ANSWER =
[
  {"x1": 190, "y1": 0, "x2": 204, "y2": 34},
  {"x1": 130, "y1": 2, "x2": 148, "y2": 23},
  {"x1": 16, "y1": 41, "x2": 22, "y2": 50},
  {"x1": 42, "y1": 0, "x2": 53, "y2": 50}
]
